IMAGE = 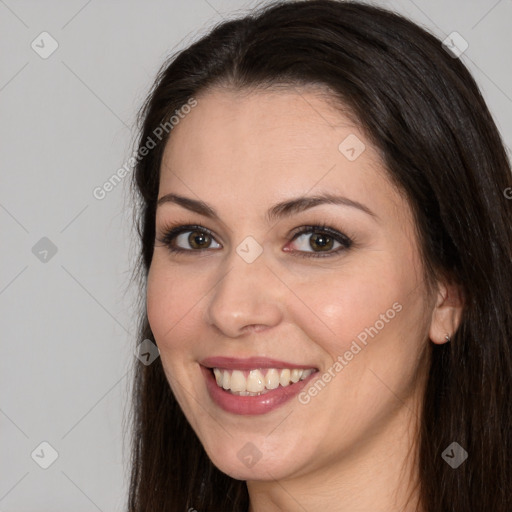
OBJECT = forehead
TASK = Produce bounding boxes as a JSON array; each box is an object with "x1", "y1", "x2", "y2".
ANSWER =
[{"x1": 159, "y1": 87, "x2": 403, "y2": 220}]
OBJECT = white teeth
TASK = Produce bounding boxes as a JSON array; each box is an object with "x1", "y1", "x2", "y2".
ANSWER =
[
  {"x1": 211, "y1": 367, "x2": 316, "y2": 394},
  {"x1": 290, "y1": 369, "x2": 301, "y2": 383},
  {"x1": 265, "y1": 368, "x2": 280, "y2": 390},
  {"x1": 222, "y1": 371, "x2": 231, "y2": 390},
  {"x1": 230, "y1": 370, "x2": 246, "y2": 392},
  {"x1": 302, "y1": 368, "x2": 314, "y2": 379},
  {"x1": 279, "y1": 369, "x2": 291, "y2": 387},
  {"x1": 247, "y1": 369, "x2": 265, "y2": 392}
]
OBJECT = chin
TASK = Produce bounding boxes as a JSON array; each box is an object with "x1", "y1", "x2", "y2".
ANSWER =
[
  {"x1": 203, "y1": 439, "x2": 306, "y2": 482},
  {"x1": 213, "y1": 457, "x2": 295, "y2": 482}
]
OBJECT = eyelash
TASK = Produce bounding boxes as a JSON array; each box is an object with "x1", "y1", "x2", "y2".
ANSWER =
[{"x1": 156, "y1": 222, "x2": 354, "y2": 259}]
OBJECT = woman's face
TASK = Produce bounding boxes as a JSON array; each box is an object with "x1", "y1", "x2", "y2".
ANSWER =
[{"x1": 146, "y1": 87, "x2": 439, "y2": 483}]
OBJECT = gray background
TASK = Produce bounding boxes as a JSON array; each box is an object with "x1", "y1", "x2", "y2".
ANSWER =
[{"x1": 0, "y1": 0, "x2": 510, "y2": 510}]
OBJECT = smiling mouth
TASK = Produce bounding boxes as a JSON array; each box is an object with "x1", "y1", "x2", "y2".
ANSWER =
[{"x1": 210, "y1": 367, "x2": 317, "y2": 396}]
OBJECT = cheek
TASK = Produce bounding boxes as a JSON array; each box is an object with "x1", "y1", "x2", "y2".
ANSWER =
[
  {"x1": 146, "y1": 261, "x2": 199, "y2": 348},
  {"x1": 292, "y1": 268, "x2": 404, "y2": 353}
]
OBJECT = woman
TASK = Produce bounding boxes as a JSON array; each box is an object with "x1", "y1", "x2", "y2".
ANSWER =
[{"x1": 127, "y1": 1, "x2": 512, "y2": 510}]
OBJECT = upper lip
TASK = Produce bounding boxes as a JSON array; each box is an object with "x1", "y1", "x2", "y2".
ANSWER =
[{"x1": 200, "y1": 356, "x2": 318, "y2": 371}]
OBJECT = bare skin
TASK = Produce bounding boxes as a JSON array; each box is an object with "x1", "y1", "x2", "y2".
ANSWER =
[{"x1": 146, "y1": 87, "x2": 464, "y2": 512}]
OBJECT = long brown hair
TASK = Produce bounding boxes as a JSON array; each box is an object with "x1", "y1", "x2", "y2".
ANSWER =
[{"x1": 126, "y1": 1, "x2": 512, "y2": 510}]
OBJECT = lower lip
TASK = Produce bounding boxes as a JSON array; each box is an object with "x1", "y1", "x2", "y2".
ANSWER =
[{"x1": 201, "y1": 365, "x2": 318, "y2": 415}]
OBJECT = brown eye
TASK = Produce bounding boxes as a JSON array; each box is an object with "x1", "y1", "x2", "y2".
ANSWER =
[
  {"x1": 309, "y1": 233, "x2": 335, "y2": 252},
  {"x1": 158, "y1": 225, "x2": 222, "y2": 253},
  {"x1": 288, "y1": 225, "x2": 353, "y2": 258},
  {"x1": 158, "y1": 223, "x2": 352, "y2": 258},
  {"x1": 188, "y1": 230, "x2": 212, "y2": 249}
]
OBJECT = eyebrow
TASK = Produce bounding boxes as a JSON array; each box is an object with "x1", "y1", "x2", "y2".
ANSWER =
[{"x1": 156, "y1": 192, "x2": 378, "y2": 223}]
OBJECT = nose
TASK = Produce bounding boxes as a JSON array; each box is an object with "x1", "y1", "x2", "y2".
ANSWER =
[{"x1": 204, "y1": 247, "x2": 285, "y2": 338}]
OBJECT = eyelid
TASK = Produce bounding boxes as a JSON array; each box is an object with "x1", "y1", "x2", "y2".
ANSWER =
[
  {"x1": 157, "y1": 223, "x2": 221, "y2": 249},
  {"x1": 288, "y1": 224, "x2": 352, "y2": 246},
  {"x1": 156, "y1": 221, "x2": 353, "y2": 257}
]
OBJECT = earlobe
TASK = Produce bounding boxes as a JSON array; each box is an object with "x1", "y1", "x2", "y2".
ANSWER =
[{"x1": 428, "y1": 279, "x2": 464, "y2": 345}]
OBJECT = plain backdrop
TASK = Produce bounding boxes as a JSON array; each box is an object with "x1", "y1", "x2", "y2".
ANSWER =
[{"x1": 0, "y1": 0, "x2": 510, "y2": 510}]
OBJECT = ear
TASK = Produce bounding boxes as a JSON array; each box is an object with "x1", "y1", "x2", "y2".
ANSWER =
[{"x1": 428, "y1": 278, "x2": 464, "y2": 345}]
